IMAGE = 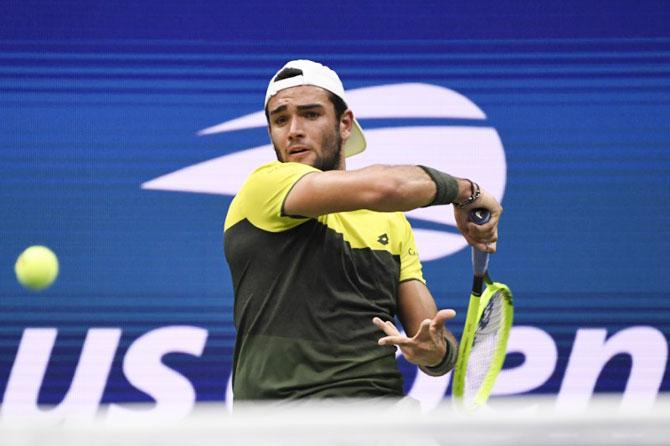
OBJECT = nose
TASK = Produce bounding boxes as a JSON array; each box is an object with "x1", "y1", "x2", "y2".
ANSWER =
[{"x1": 288, "y1": 116, "x2": 304, "y2": 140}]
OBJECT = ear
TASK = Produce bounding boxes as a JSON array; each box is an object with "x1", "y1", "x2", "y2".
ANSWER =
[{"x1": 339, "y1": 109, "x2": 354, "y2": 140}]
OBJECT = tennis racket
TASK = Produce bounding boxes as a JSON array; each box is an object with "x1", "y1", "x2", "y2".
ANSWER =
[{"x1": 452, "y1": 208, "x2": 514, "y2": 410}]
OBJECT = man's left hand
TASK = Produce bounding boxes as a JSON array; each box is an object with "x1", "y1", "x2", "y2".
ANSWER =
[{"x1": 372, "y1": 309, "x2": 456, "y2": 367}]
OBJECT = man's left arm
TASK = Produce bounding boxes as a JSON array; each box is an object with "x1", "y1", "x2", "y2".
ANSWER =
[{"x1": 373, "y1": 280, "x2": 458, "y2": 375}]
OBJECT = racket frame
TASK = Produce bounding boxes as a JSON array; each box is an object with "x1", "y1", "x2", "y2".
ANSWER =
[{"x1": 452, "y1": 273, "x2": 514, "y2": 410}]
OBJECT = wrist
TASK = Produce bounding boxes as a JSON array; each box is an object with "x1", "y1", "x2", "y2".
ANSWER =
[
  {"x1": 419, "y1": 337, "x2": 458, "y2": 377},
  {"x1": 453, "y1": 179, "x2": 481, "y2": 209},
  {"x1": 454, "y1": 178, "x2": 472, "y2": 204},
  {"x1": 417, "y1": 165, "x2": 459, "y2": 206},
  {"x1": 425, "y1": 341, "x2": 448, "y2": 367}
]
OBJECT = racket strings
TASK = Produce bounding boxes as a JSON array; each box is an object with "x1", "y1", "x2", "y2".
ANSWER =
[{"x1": 463, "y1": 290, "x2": 505, "y2": 404}]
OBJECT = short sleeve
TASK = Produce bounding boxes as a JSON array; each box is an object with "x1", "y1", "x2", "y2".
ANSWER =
[
  {"x1": 224, "y1": 161, "x2": 319, "y2": 232},
  {"x1": 398, "y1": 215, "x2": 426, "y2": 284}
]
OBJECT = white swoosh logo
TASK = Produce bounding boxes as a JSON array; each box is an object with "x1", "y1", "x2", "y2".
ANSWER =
[{"x1": 142, "y1": 83, "x2": 506, "y2": 260}]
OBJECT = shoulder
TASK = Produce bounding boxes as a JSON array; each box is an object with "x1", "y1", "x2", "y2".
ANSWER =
[
  {"x1": 235, "y1": 161, "x2": 320, "y2": 205},
  {"x1": 225, "y1": 161, "x2": 320, "y2": 232},
  {"x1": 247, "y1": 161, "x2": 319, "y2": 184}
]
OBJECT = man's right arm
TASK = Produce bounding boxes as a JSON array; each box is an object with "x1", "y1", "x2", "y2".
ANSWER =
[
  {"x1": 283, "y1": 164, "x2": 502, "y2": 252},
  {"x1": 284, "y1": 165, "x2": 456, "y2": 215}
]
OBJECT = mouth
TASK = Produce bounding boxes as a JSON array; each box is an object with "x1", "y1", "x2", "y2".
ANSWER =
[{"x1": 287, "y1": 146, "x2": 310, "y2": 157}]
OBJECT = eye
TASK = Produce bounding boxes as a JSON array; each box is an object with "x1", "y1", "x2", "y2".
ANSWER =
[
  {"x1": 305, "y1": 111, "x2": 320, "y2": 119},
  {"x1": 274, "y1": 116, "x2": 287, "y2": 126}
]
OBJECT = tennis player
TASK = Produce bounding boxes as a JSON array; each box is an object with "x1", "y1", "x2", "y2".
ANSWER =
[{"x1": 223, "y1": 60, "x2": 502, "y2": 400}]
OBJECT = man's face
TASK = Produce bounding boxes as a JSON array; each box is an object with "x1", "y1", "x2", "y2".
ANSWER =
[{"x1": 266, "y1": 85, "x2": 351, "y2": 171}]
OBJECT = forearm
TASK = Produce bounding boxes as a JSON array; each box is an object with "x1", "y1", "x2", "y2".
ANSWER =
[
  {"x1": 397, "y1": 281, "x2": 458, "y2": 375},
  {"x1": 284, "y1": 163, "x2": 476, "y2": 217},
  {"x1": 354, "y1": 164, "x2": 473, "y2": 212}
]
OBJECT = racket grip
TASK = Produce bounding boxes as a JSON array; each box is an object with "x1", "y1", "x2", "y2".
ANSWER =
[
  {"x1": 472, "y1": 247, "x2": 489, "y2": 276},
  {"x1": 469, "y1": 208, "x2": 491, "y2": 275},
  {"x1": 468, "y1": 208, "x2": 491, "y2": 225}
]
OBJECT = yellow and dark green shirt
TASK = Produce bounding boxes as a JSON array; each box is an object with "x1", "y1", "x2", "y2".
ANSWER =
[{"x1": 224, "y1": 161, "x2": 425, "y2": 400}]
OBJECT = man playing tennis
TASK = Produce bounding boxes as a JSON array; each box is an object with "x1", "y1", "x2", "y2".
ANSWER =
[{"x1": 224, "y1": 60, "x2": 502, "y2": 400}]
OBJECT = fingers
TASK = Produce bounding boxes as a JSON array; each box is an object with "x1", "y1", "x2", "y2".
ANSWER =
[
  {"x1": 424, "y1": 310, "x2": 456, "y2": 340},
  {"x1": 483, "y1": 241, "x2": 497, "y2": 253},
  {"x1": 453, "y1": 191, "x2": 502, "y2": 253},
  {"x1": 373, "y1": 318, "x2": 408, "y2": 347},
  {"x1": 414, "y1": 310, "x2": 456, "y2": 339},
  {"x1": 471, "y1": 238, "x2": 497, "y2": 253},
  {"x1": 468, "y1": 221, "x2": 498, "y2": 242},
  {"x1": 415, "y1": 318, "x2": 433, "y2": 338},
  {"x1": 462, "y1": 230, "x2": 497, "y2": 253},
  {"x1": 374, "y1": 310, "x2": 455, "y2": 348},
  {"x1": 378, "y1": 335, "x2": 411, "y2": 346},
  {"x1": 372, "y1": 317, "x2": 400, "y2": 337},
  {"x1": 466, "y1": 214, "x2": 498, "y2": 243},
  {"x1": 431, "y1": 309, "x2": 456, "y2": 328}
]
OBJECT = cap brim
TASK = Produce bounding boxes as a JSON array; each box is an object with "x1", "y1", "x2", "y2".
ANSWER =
[{"x1": 344, "y1": 119, "x2": 366, "y2": 158}]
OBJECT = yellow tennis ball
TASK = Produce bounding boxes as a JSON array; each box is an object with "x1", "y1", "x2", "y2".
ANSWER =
[{"x1": 15, "y1": 245, "x2": 59, "y2": 291}]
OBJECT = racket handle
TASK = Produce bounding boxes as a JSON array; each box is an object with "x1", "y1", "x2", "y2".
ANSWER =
[
  {"x1": 472, "y1": 247, "x2": 489, "y2": 276},
  {"x1": 468, "y1": 208, "x2": 491, "y2": 225},
  {"x1": 469, "y1": 208, "x2": 491, "y2": 276}
]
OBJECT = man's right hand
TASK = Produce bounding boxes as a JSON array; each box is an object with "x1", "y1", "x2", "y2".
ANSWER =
[{"x1": 453, "y1": 184, "x2": 502, "y2": 253}]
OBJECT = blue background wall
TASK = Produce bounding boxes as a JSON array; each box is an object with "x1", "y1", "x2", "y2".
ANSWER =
[{"x1": 1, "y1": 1, "x2": 669, "y2": 406}]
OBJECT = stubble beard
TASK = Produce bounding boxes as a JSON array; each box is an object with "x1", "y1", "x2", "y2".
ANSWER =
[
  {"x1": 316, "y1": 127, "x2": 343, "y2": 171},
  {"x1": 272, "y1": 125, "x2": 343, "y2": 171}
]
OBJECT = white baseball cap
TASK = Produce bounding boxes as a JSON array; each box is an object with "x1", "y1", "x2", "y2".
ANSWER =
[{"x1": 265, "y1": 59, "x2": 366, "y2": 158}]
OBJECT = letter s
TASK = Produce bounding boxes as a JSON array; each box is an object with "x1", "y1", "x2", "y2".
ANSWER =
[{"x1": 106, "y1": 326, "x2": 208, "y2": 422}]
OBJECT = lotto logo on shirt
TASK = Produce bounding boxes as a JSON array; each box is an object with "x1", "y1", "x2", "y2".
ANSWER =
[{"x1": 142, "y1": 83, "x2": 507, "y2": 261}]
